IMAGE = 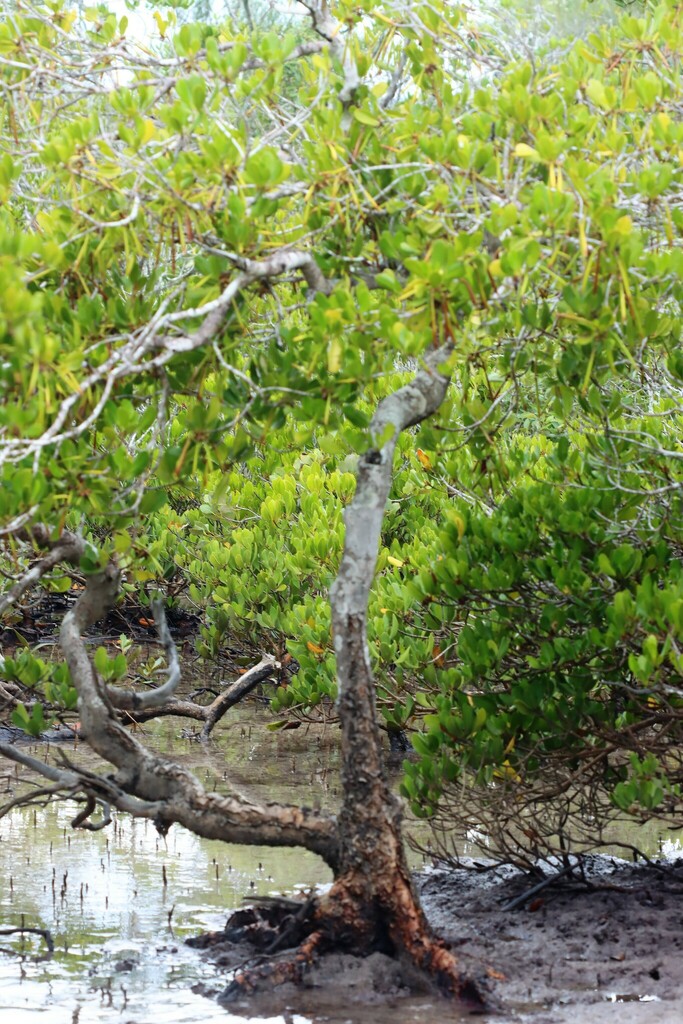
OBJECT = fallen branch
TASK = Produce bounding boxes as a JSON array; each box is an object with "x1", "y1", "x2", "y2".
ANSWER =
[
  {"x1": 0, "y1": 926, "x2": 54, "y2": 954},
  {"x1": 501, "y1": 863, "x2": 577, "y2": 912}
]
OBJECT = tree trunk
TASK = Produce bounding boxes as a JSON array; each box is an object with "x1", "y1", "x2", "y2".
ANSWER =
[
  {"x1": 221, "y1": 346, "x2": 484, "y2": 1006},
  {"x1": 313, "y1": 346, "x2": 484, "y2": 1004}
]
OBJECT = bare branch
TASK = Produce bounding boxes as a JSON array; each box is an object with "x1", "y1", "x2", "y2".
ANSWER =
[
  {"x1": 0, "y1": 527, "x2": 85, "y2": 616},
  {"x1": 380, "y1": 49, "x2": 408, "y2": 110},
  {"x1": 104, "y1": 598, "x2": 183, "y2": 711},
  {"x1": 110, "y1": 649, "x2": 277, "y2": 730},
  {"x1": 299, "y1": 0, "x2": 360, "y2": 106},
  {"x1": 55, "y1": 566, "x2": 339, "y2": 866},
  {"x1": 200, "y1": 656, "x2": 278, "y2": 739}
]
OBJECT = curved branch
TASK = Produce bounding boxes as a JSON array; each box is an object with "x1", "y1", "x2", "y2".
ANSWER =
[
  {"x1": 200, "y1": 657, "x2": 278, "y2": 739},
  {"x1": 57, "y1": 567, "x2": 339, "y2": 867},
  {"x1": 114, "y1": 656, "x2": 278, "y2": 736},
  {"x1": 104, "y1": 598, "x2": 183, "y2": 710}
]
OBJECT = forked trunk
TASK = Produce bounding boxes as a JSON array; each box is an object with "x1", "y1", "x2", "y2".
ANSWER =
[{"x1": 0, "y1": 349, "x2": 485, "y2": 1008}]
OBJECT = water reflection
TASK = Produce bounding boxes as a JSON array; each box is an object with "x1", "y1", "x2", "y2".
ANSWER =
[
  {"x1": 0, "y1": 796, "x2": 333, "y2": 1023},
  {"x1": 1, "y1": 700, "x2": 681, "y2": 1024},
  {"x1": 0, "y1": 703, "x2": 447, "y2": 1024}
]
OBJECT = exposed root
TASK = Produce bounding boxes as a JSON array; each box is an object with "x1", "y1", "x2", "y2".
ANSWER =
[
  {"x1": 187, "y1": 898, "x2": 315, "y2": 953},
  {"x1": 219, "y1": 930, "x2": 325, "y2": 1004},
  {"x1": 197, "y1": 883, "x2": 489, "y2": 1012}
]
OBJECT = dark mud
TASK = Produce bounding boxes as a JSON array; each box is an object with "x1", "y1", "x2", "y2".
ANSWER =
[{"x1": 194, "y1": 856, "x2": 683, "y2": 1023}]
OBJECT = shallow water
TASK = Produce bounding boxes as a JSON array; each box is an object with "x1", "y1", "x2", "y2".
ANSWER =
[
  {"x1": 1, "y1": 700, "x2": 682, "y2": 1024},
  {"x1": 0, "y1": 705, "x2": 471, "y2": 1024}
]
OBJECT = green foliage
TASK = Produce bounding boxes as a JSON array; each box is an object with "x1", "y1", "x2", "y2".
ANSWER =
[
  {"x1": 11, "y1": 701, "x2": 48, "y2": 738},
  {"x1": 1, "y1": 0, "x2": 683, "y2": 856},
  {"x1": 402, "y1": 445, "x2": 683, "y2": 810},
  {"x1": 1, "y1": 650, "x2": 78, "y2": 715}
]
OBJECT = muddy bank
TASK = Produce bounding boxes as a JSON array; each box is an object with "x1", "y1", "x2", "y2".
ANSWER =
[{"x1": 194, "y1": 855, "x2": 683, "y2": 1023}]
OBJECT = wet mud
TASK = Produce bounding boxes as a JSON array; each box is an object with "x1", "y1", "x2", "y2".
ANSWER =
[
  {"x1": 191, "y1": 855, "x2": 683, "y2": 1024},
  {"x1": 418, "y1": 854, "x2": 683, "y2": 1022}
]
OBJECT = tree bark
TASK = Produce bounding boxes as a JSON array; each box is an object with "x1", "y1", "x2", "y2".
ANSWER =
[{"x1": 315, "y1": 345, "x2": 482, "y2": 1001}]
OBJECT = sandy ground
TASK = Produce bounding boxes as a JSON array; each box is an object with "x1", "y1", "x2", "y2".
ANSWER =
[{"x1": 196, "y1": 856, "x2": 683, "y2": 1023}]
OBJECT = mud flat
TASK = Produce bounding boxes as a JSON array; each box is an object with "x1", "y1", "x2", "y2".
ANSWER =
[{"x1": 196, "y1": 855, "x2": 683, "y2": 1024}]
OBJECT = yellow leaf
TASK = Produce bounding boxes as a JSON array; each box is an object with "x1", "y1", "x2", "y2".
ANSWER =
[
  {"x1": 306, "y1": 641, "x2": 325, "y2": 656},
  {"x1": 447, "y1": 511, "x2": 466, "y2": 540},
  {"x1": 327, "y1": 337, "x2": 342, "y2": 373},
  {"x1": 578, "y1": 219, "x2": 587, "y2": 259},
  {"x1": 60, "y1": 10, "x2": 77, "y2": 32},
  {"x1": 141, "y1": 119, "x2": 157, "y2": 145},
  {"x1": 494, "y1": 760, "x2": 522, "y2": 783},
  {"x1": 387, "y1": 555, "x2": 404, "y2": 568},
  {"x1": 153, "y1": 11, "x2": 167, "y2": 37},
  {"x1": 615, "y1": 215, "x2": 632, "y2": 236},
  {"x1": 514, "y1": 143, "x2": 540, "y2": 161},
  {"x1": 416, "y1": 448, "x2": 433, "y2": 471}
]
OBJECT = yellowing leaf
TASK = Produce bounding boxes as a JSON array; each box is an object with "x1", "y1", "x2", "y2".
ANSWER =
[
  {"x1": 615, "y1": 215, "x2": 633, "y2": 236},
  {"x1": 140, "y1": 119, "x2": 157, "y2": 145},
  {"x1": 416, "y1": 448, "x2": 433, "y2": 471},
  {"x1": 447, "y1": 511, "x2": 466, "y2": 540},
  {"x1": 327, "y1": 337, "x2": 342, "y2": 373},
  {"x1": 494, "y1": 760, "x2": 522, "y2": 783},
  {"x1": 514, "y1": 143, "x2": 540, "y2": 161},
  {"x1": 153, "y1": 11, "x2": 167, "y2": 37},
  {"x1": 306, "y1": 641, "x2": 325, "y2": 656},
  {"x1": 387, "y1": 555, "x2": 404, "y2": 568},
  {"x1": 578, "y1": 220, "x2": 587, "y2": 258}
]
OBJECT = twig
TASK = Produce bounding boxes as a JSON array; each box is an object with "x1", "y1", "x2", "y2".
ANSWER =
[{"x1": 501, "y1": 863, "x2": 577, "y2": 911}]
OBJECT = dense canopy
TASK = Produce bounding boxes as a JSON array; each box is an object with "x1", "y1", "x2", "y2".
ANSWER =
[{"x1": 0, "y1": 0, "x2": 682, "y2": 976}]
